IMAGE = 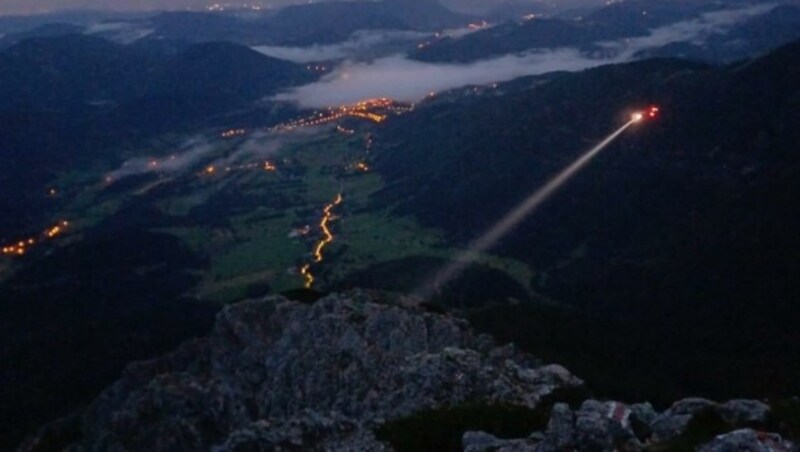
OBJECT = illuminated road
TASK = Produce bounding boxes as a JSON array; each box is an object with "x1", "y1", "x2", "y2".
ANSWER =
[
  {"x1": 302, "y1": 193, "x2": 344, "y2": 288},
  {"x1": 1, "y1": 220, "x2": 70, "y2": 257},
  {"x1": 300, "y1": 263, "x2": 314, "y2": 288}
]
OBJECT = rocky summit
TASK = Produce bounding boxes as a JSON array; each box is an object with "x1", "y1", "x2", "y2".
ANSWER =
[
  {"x1": 463, "y1": 398, "x2": 797, "y2": 451},
  {"x1": 19, "y1": 291, "x2": 798, "y2": 451},
  {"x1": 20, "y1": 291, "x2": 581, "y2": 451}
]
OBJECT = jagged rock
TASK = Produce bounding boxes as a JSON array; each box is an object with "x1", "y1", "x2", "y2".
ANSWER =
[
  {"x1": 211, "y1": 414, "x2": 388, "y2": 451},
  {"x1": 541, "y1": 403, "x2": 575, "y2": 450},
  {"x1": 23, "y1": 291, "x2": 583, "y2": 451},
  {"x1": 629, "y1": 402, "x2": 657, "y2": 426},
  {"x1": 628, "y1": 403, "x2": 657, "y2": 441},
  {"x1": 463, "y1": 431, "x2": 506, "y2": 451},
  {"x1": 669, "y1": 398, "x2": 718, "y2": 415},
  {"x1": 573, "y1": 400, "x2": 640, "y2": 451},
  {"x1": 19, "y1": 290, "x2": 793, "y2": 452},
  {"x1": 717, "y1": 399, "x2": 771, "y2": 425},
  {"x1": 574, "y1": 400, "x2": 616, "y2": 449},
  {"x1": 699, "y1": 428, "x2": 797, "y2": 452},
  {"x1": 462, "y1": 431, "x2": 542, "y2": 452},
  {"x1": 651, "y1": 397, "x2": 717, "y2": 441},
  {"x1": 465, "y1": 399, "x2": 645, "y2": 452},
  {"x1": 650, "y1": 398, "x2": 774, "y2": 443}
]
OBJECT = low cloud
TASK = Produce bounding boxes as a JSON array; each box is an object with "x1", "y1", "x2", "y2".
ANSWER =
[
  {"x1": 209, "y1": 127, "x2": 329, "y2": 168},
  {"x1": 209, "y1": 132, "x2": 287, "y2": 169},
  {"x1": 274, "y1": 4, "x2": 776, "y2": 109},
  {"x1": 252, "y1": 24, "x2": 493, "y2": 64},
  {"x1": 105, "y1": 127, "x2": 331, "y2": 183},
  {"x1": 275, "y1": 50, "x2": 603, "y2": 108},
  {"x1": 106, "y1": 138, "x2": 214, "y2": 181},
  {"x1": 84, "y1": 21, "x2": 154, "y2": 43},
  {"x1": 253, "y1": 29, "x2": 430, "y2": 63}
]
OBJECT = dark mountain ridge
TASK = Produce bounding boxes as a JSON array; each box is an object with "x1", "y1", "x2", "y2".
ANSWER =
[
  {"x1": 268, "y1": 0, "x2": 468, "y2": 46},
  {"x1": 0, "y1": 34, "x2": 313, "y2": 114},
  {"x1": 413, "y1": 1, "x2": 800, "y2": 63},
  {"x1": 0, "y1": 34, "x2": 313, "y2": 237},
  {"x1": 369, "y1": 39, "x2": 800, "y2": 401},
  {"x1": 98, "y1": 0, "x2": 470, "y2": 48},
  {"x1": 0, "y1": 23, "x2": 85, "y2": 50}
]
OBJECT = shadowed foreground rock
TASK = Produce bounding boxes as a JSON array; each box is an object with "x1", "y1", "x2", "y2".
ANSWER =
[
  {"x1": 19, "y1": 291, "x2": 798, "y2": 451},
  {"x1": 463, "y1": 398, "x2": 797, "y2": 451},
  {"x1": 20, "y1": 291, "x2": 582, "y2": 451}
]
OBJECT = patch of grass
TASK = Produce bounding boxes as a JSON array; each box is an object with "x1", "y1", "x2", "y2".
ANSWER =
[
  {"x1": 49, "y1": 128, "x2": 533, "y2": 305},
  {"x1": 211, "y1": 216, "x2": 301, "y2": 280},
  {"x1": 156, "y1": 192, "x2": 210, "y2": 217},
  {"x1": 332, "y1": 212, "x2": 445, "y2": 274}
]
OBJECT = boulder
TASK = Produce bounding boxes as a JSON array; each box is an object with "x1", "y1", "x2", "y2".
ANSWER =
[
  {"x1": 717, "y1": 399, "x2": 771, "y2": 425},
  {"x1": 699, "y1": 428, "x2": 797, "y2": 452},
  {"x1": 652, "y1": 398, "x2": 717, "y2": 441}
]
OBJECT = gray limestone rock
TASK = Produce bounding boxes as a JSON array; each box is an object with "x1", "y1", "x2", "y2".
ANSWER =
[
  {"x1": 717, "y1": 399, "x2": 771, "y2": 425},
  {"x1": 651, "y1": 398, "x2": 717, "y2": 442},
  {"x1": 699, "y1": 428, "x2": 797, "y2": 452},
  {"x1": 544, "y1": 403, "x2": 575, "y2": 450},
  {"x1": 23, "y1": 291, "x2": 583, "y2": 451},
  {"x1": 462, "y1": 431, "x2": 540, "y2": 452}
]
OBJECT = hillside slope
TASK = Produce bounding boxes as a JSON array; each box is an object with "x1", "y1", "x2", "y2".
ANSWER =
[{"x1": 371, "y1": 40, "x2": 800, "y2": 400}]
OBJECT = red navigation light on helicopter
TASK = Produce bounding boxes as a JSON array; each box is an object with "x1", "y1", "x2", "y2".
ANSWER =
[{"x1": 632, "y1": 106, "x2": 660, "y2": 123}]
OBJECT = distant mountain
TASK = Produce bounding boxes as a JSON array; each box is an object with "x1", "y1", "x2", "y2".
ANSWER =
[
  {"x1": 412, "y1": 1, "x2": 800, "y2": 63},
  {"x1": 0, "y1": 10, "x2": 144, "y2": 34},
  {"x1": 0, "y1": 23, "x2": 85, "y2": 50},
  {"x1": 136, "y1": 11, "x2": 257, "y2": 43},
  {"x1": 0, "y1": 34, "x2": 313, "y2": 114},
  {"x1": 371, "y1": 39, "x2": 800, "y2": 400},
  {"x1": 413, "y1": 17, "x2": 619, "y2": 63},
  {"x1": 119, "y1": 41, "x2": 315, "y2": 126},
  {"x1": 90, "y1": 0, "x2": 470, "y2": 48},
  {"x1": 637, "y1": 4, "x2": 800, "y2": 62},
  {"x1": 583, "y1": 0, "x2": 715, "y2": 35},
  {"x1": 0, "y1": 35, "x2": 151, "y2": 111},
  {"x1": 0, "y1": 34, "x2": 313, "y2": 238},
  {"x1": 482, "y1": 1, "x2": 552, "y2": 22},
  {"x1": 268, "y1": 0, "x2": 469, "y2": 46}
]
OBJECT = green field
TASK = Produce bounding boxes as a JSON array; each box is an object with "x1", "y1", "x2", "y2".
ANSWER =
[{"x1": 43, "y1": 126, "x2": 537, "y2": 304}]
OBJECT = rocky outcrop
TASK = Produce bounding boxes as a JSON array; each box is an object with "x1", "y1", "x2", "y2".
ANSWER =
[
  {"x1": 699, "y1": 429, "x2": 796, "y2": 452},
  {"x1": 19, "y1": 290, "x2": 798, "y2": 451},
  {"x1": 463, "y1": 398, "x2": 797, "y2": 452},
  {"x1": 20, "y1": 291, "x2": 583, "y2": 451}
]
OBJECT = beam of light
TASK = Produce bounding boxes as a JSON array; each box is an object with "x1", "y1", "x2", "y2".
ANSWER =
[{"x1": 414, "y1": 118, "x2": 638, "y2": 301}]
